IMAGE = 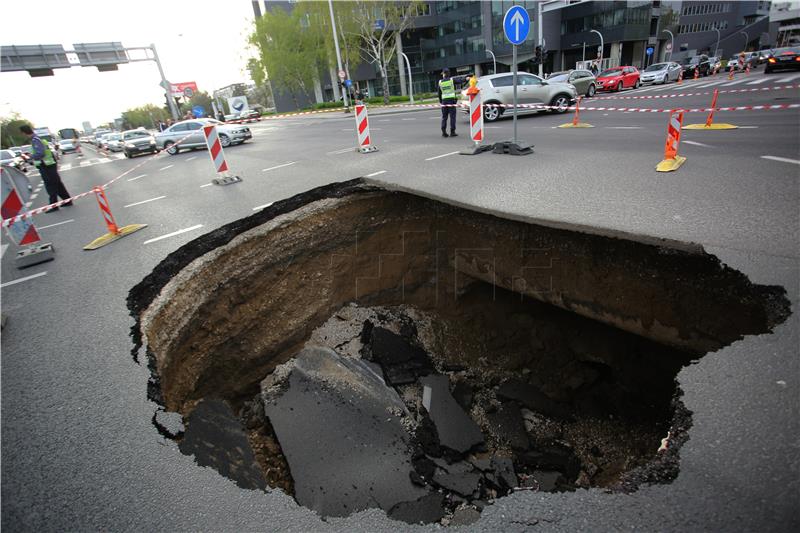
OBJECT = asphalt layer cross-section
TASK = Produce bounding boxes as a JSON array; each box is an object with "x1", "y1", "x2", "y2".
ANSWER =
[{"x1": 2, "y1": 71, "x2": 799, "y2": 531}]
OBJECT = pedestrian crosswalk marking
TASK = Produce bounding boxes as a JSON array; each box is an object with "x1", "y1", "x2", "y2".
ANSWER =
[{"x1": 777, "y1": 73, "x2": 800, "y2": 83}]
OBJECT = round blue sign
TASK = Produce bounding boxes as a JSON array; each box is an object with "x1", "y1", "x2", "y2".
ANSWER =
[
  {"x1": 344, "y1": 79, "x2": 352, "y2": 88},
  {"x1": 192, "y1": 105, "x2": 204, "y2": 118},
  {"x1": 646, "y1": 46, "x2": 654, "y2": 56},
  {"x1": 503, "y1": 6, "x2": 531, "y2": 46}
]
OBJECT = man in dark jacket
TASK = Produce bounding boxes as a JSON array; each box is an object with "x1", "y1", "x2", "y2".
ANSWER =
[
  {"x1": 20, "y1": 125, "x2": 72, "y2": 211},
  {"x1": 437, "y1": 68, "x2": 458, "y2": 138}
]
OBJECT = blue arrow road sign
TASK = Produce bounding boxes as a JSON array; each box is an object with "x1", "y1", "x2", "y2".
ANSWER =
[
  {"x1": 646, "y1": 46, "x2": 654, "y2": 56},
  {"x1": 503, "y1": 5, "x2": 530, "y2": 46}
]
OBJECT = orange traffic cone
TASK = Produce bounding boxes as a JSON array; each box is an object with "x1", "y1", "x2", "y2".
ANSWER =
[
  {"x1": 683, "y1": 89, "x2": 738, "y2": 130},
  {"x1": 558, "y1": 97, "x2": 593, "y2": 128},
  {"x1": 656, "y1": 111, "x2": 686, "y2": 172}
]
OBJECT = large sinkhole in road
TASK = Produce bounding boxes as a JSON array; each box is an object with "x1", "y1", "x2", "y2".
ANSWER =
[{"x1": 128, "y1": 179, "x2": 789, "y2": 526}]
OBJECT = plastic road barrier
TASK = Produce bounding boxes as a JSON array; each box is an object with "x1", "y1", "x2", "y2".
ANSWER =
[
  {"x1": 203, "y1": 125, "x2": 242, "y2": 185},
  {"x1": 683, "y1": 89, "x2": 738, "y2": 130},
  {"x1": 1, "y1": 166, "x2": 54, "y2": 268},
  {"x1": 656, "y1": 111, "x2": 686, "y2": 172},
  {"x1": 354, "y1": 104, "x2": 378, "y2": 153},
  {"x1": 558, "y1": 96, "x2": 593, "y2": 128},
  {"x1": 83, "y1": 186, "x2": 147, "y2": 250},
  {"x1": 460, "y1": 77, "x2": 493, "y2": 155}
]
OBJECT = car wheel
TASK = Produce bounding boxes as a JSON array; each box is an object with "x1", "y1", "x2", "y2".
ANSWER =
[
  {"x1": 483, "y1": 104, "x2": 501, "y2": 122},
  {"x1": 219, "y1": 134, "x2": 231, "y2": 147},
  {"x1": 124, "y1": 151, "x2": 131, "y2": 158},
  {"x1": 765, "y1": 67, "x2": 772, "y2": 74},
  {"x1": 549, "y1": 94, "x2": 570, "y2": 114},
  {"x1": 586, "y1": 84, "x2": 596, "y2": 97},
  {"x1": 165, "y1": 141, "x2": 179, "y2": 155},
  {"x1": 634, "y1": 79, "x2": 641, "y2": 89},
  {"x1": 616, "y1": 82, "x2": 623, "y2": 92}
]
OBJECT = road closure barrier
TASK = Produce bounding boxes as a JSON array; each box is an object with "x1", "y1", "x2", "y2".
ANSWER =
[
  {"x1": 354, "y1": 104, "x2": 378, "y2": 153},
  {"x1": 1, "y1": 166, "x2": 54, "y2": 268},
  {"x1": 677, "y1": 70, "x2": 683, "y2": 84},
  {"x1": 728, "y1": 65, "x2": 735, "y2": 80},
  {"x1": 83, "y1": 186, "x2": 147, "y2": 250},
  {"x1": 595, "y1": 83, "x2": 799, "y2": 101},
  {"x1": 203, "y1": 125, "x2": 242, "y2": 186},
  {"x1": 460, "y1": 77, "x2": 492, "y2": 155},
  {"x1": 683, "y1": 89, "x2": 738, "y2": 130},
  {"x1": 656, "y1": 111, "x2": 686, "y2": 173},
  {"x1": 558, "y1": 97, "x2": 593, "y2": 128}
]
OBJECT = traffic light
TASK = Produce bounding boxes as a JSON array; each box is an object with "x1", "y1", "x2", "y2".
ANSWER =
[{"x1": 534, "y1": 46, "x2": 543, "y2": 65}]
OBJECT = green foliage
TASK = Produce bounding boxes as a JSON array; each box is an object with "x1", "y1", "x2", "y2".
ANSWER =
[
  {"x1": 0, "y1": 114, "x2": 34, "y2": 148},
  {"x1": 121, "y1": 104, "x2": 170, "y2": 129}
]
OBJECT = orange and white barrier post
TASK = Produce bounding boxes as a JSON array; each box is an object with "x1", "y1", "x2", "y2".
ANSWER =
[
  {"x1": 693, "y1": 67, "x2": 699, "y2": 80},
  {"x1": 656, "y1": 111, "x2": 686, "y2": 172},
  {"x1": 677, "y1": 70, "x2": 683, "y2": 84},
  {"x1": 745, "y1": 63, "x2": 751, "y2": 75},
  {"x1": 728, "y1": 64, "x2": 735, "y2": 79},
  {"x1": 460, "y1": 77, "x2": 493, "y2": 154},
  {"x1": 354, "y1": 104, "x2": 378, "y2": 153},
  {"x1": 203, "y1": 125, "x2": 242, "y2": 185},
  {"x1": 558, "y1": 96, "x2": 593, "y2": 128},
  {"x1": 83, "y1": 186, "x2": 147, "y2": 250},
  {"x1": 683, "y1": 89, "x2": 738, "y2": 130},
  {"x1": 1, "y1": 166, "x2": 53, "y2": 268}
]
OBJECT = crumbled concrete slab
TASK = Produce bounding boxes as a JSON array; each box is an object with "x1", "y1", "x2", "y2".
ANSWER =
[
  {"x1": 388, "y1": 492, "x2": 446, "y2": 525},
  {"x1": 178, "y1": 399, "x2": 266, "y2": 491},
  {"x1": 532, "y1": 470, "x2": 564, "y2": 492},
  {"x1": 518, "y1": 443, "x2": 582, "y2": 481},
  {"x1": 432, "y1": 461, "x2": 482, "y2": 496},
  {"x1": 451, "y1": 506, "x2": 482, "y2": 526},
  {"x1": 421, "y1": 374, "x2": 485, "y2": 454},
  {"x1": 366, "y1": 327, "x2": 434, "y2": 386},
  {"x1": 260, "y1": 346, "x2": 425, "y2": 517},
  {"x1": 487, "y1": 403, "x2": 531, "y2": 451},
  {"x1": 497, "y1": 379, "x2": 572, "y2": 420},
  {"x1": 490, "y1": 455, "x2": 518, "y2": 490}
]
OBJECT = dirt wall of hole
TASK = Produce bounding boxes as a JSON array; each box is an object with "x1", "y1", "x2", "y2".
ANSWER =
[{"x1": 133, "y1": 181, "x2": 789, "y2": 412}]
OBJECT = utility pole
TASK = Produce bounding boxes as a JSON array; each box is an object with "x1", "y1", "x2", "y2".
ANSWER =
[
  {"x1": 662, "y1": 30, "x2": 674, "y2": 62},
  {"x1": 537, "y1": 2, "x2": 544, "y2": 77},
  {"x1": 328, "y1": 0, "x2": 349, "y2": 112},
  {"x1": 150, "y1": 43, "x2": 179, "y2": 120},
  {"x1": 400, "y1": 52, "x2": 414, "y2": 104}
]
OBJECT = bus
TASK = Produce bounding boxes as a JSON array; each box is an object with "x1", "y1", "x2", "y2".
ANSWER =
[{"x1": 57, "y1": 128, "x2": 79, "y2": 140}]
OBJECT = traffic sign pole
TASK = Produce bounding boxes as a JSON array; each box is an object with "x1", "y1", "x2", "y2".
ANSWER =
[{"x1": 513, "y1": 44, "x2": 518, "y2": 144}]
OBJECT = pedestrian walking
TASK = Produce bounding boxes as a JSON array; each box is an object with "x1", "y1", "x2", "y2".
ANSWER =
[
  {"x1": 438, "y1": 68, "x2": 458, "y2": 138},
  {"x1": 19, "y1": 124, "x2": 72, "y2": 212}
]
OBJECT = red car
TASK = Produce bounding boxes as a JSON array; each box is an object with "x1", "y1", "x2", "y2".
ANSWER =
[{"x1": 595, "y1": 66, "x2": 641, "y2": 92}]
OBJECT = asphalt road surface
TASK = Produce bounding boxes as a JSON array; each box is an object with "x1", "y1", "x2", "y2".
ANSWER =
[{"x1": 2, "y1": 70, "x2": 799, "y2": 531}]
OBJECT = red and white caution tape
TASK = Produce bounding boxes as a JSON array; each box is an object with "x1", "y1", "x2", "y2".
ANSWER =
[{"x1": 594, "y1": 83, "x2": 799, "y2": 101}]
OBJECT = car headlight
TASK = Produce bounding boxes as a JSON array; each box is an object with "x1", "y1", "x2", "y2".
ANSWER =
[{"x1": 125, "y1": 143, "x2": 135, "y2": 148}]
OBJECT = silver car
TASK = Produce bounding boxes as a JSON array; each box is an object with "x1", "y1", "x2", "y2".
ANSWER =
[
  {"x1": 459, "y1": 72, "x2": 578, "y2": 122},
  {"x1": 155, "y1": 119, "x2": 252, "y2": 155},
  {"x1": 640, "y1": 62, "x2": 682, "y2": 84}
]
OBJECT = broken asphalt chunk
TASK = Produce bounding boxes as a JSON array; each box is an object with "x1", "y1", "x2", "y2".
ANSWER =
[
  {"x1": 497, "y1": 379, "x2": 572, "y2": 420},
  {"x1": 260, "y1": 346, "x2": 425, "y2": 517},
  {"x1": 421, "y1": 374, "x2": 485, "y2": 455},
  {"x1": 388, "y1": 492, "x2": 446, "y2": 525},
  {"x1": 490, "y1": 455, "x2": 519, "y2": 491},
  {"x1": 486, "y1": 403, "x2": 530, "y2": 451},
  {"x1": 366, "y1": 327, "x2": 434, "y2": 386},
  {"x1": 432, "y1": 461, "x2": 482, "y2": 496}
]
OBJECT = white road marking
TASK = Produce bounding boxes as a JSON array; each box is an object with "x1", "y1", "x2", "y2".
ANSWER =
[
  {"x1": 159, "y1": 164, "x2": 174, "y2": 171},
  {"x1": 760, "y1": 155, "x2": 800, "y2": 165},
  {"x1": 97, "y1": 157, "x2": 111, "y2": 163},
  {"x1": 719, "y1": 79, "x2": 744, "y2": 87},
  {"x1": 60, "y1": 163, "x2": 72, "y2": 171},
  {"x1": 606, "y1": 126, "x2": 642, "y2": 129},
  {"x1": 364, "y1": 170, "x2": 387, "y2": 177},
  {"x1": 124, "y1": 195, "x2": 166, "y2": 208},
  {"x1": 30, "y1": 193, "x2": 38, "y2": 200},
  {"x1": 24, "y1": 201, "x2": 32, "y2": 207},
  {"x1": 1, "y1": 243, "x2": 7, "y2": 259},
  {"x1": 262, "y1": 162, "x2": 297, "y2": 172},
  {"x1": 738, "y1": 126, "x2": 759, "y2": 129},
  {"x1": 127, "y1": 174, "x2": 148, "y2": 182},
  {"x1": 37, "y1": 219, "x2": 74, "y2": 230},
  {"x1": 252, "y1": 202, "x2": 274, "y2": 211},
  {"x1": 401, "y1": 118, "x2": 416, "y2": 121},
  {"x1": 745, "y1": 77, "x2": 771, "y2": 85},
  {"x1": 378, "y1": 119, "x2": 391, "y2": 122},
  {"x1": 199, "y1": 183, "x2": 213, "y2": 188},
  {"x1": 79, "y1": 159, "x2": 91, "y2": 166},
  {"x1": 1, "y1": 271, "x2": 47, "y2": 288},
  {"x1": 186, "y1": 156, "x2": 197, "y2": 161},
  {"x1": 425, "y1": 151, "x2": 459, "y2": 161},
  {"x1": 143, "y1": 224, "x2": 203, "y2": 245},
  {"x1": 777, "y1": 73, "x2": 800, "y2": 83},
  {"x1": 326, "y1": 147, "x2": 354, "y2": 155},
  {"x1": 683, "y1": 140, "x2": 713, "y2": 147}
]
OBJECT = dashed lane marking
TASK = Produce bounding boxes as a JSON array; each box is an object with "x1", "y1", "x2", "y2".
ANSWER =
[
  {"x1": 252, "y1": 202, "x2": 274, "y2": 211},
  {"x1": 61, "y1": 163, "x2": 72, "y2": 171},
  {"x1": 124, "y1": 195, "x2": 166, "y2": 208},
  {"x1": 128, "y1": 174, "x2": 148, "y2": 182},
  {"x1": 326, "y1": 147, "x2": 354, "y2": 155},
  {"x1": 30, "y1": 193, "x2": 38, "y2": 200},
  {"x1": 97, "y1": 157, "x2": 112, "y2": 163},
  {"x1": 760, "y1": 155, "x2": 800, "y2": 165},
  {"x1": 777, "y1": 73, "x2": 800, "y2": 83},
  {"x1": 199, "y1": 183, "x2": 213, "y2": 188},
  {"x1": 425, "y1": 151, "x2": 459, "y2": 161},
  {"x1": 262, "y1": 162, "x2": 297, "y2": 172},
  {"x1": 364, "y1": 170, "x2": 387, "y2": 177},
  {"x1": 37, "y1": 219, "x2": 74, "y2": 230},
  {"x1": 683, "y1": 140, "x2": 713, "y2": 147},
  {"x1": 143, "y1": 224, "x2": 203, "y2": 245},
  {"x1": 159, "y1": 164, "x2": 174, "y2": 171},
  {"x1": 745, "y1": 77, "x2": 771, "y2": 85},
  {"x1": 1, "y1": 271, "x2": 47, "y2": 288},
  {"x1": 738, "y1": 126, "x2": 759, "y2": 129},
  {"x1": 186, "y1": 156, "x2": 197, "y2": 161},
  {"x1": 606, "y1": 126, "x2": 642, "y2": 129},
  {"x1": 1, "y1": 243, "x2": 7, "y2": 259}
]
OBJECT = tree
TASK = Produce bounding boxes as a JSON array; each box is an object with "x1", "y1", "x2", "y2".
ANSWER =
[
  {"x1": 0, "y1": 113, "x2": 33, "y2": 148},
  {"x1": 248, "y1": 6, "x2": 324, "y2": 109},
  {"x1": 350, "y1": 1, "x2": 418, "y2": 104},
  {"x1": 121, "y1": 104, "x2": 170, "y2": 129}
]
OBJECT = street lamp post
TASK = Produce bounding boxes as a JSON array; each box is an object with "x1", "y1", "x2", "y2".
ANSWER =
[
  {"x1": 486, "y1": 49, "x2": 497, "y2": 74},
  {"x1": 327, "y1": 0, "x2": 349, "y2": 112},
  {"x1": 740, "y1": 31, "x2": 749, "y2": 51},
  {"x1": 590, "y1": 29, "x2": 604, "y2": 68},
  {"x1": 400, "y1": 52, "x2": 414, "y2": 104},
  {"x1": 538, "y1": 2, "x2": 544, "y2": 77},
  {"x1": 662, "y1": 29, "x2": 674, "y2": 61},
  {"x1": 149, "y1": 43, "x2": 179, "y2": 120},
  {"x1": 713, "y1": 28, "x2": 721, "y2": 58}
]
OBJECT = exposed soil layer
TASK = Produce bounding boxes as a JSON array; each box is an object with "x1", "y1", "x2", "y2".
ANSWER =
[{"x1": 128, "y1": 179, "x2": 790, "y2": 525}]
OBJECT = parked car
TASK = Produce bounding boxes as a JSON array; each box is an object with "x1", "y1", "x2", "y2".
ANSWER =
[
  {"x1": 725, "y1": 56, "x2": 743, "y2": 72},
  {"x1": 58, "y1": 138, "x2": 78, "y2": 153},
  {"x1": 155, "y1": 118, "x2": 252, "y2": 155},
  {"x1": 708, "y1": 56, "x2": 722, "y2": 72},
  {"x1": 680, "y1": 55, "x2": 711, "y2": 77},
  {"x1": 122, "y1": 129, "x2": 158, "y2": 158},
  {"x1": 745, "y1": 51, "x2": 761, "y2": 68},
  {"x1": 105, "y1": 133, "x2": 124, "y2": 152},
  {"x1": 764, "y1": 47, "x2": 800, "y2": 73},
  {"x1": 458, "y1": 72, "x2": 578, "y2": 122},
  {"x1": 758, "y1": 49, "x2": 773, "y2": 64},
  {"x1": 640, "y1": 62, "x2": 682, "y2": 84},
  {"x1": 546, "y1": 69, "x2": 597, "y2": 97},
  {"x1": 595, "y1": 66, "x2": 641, "y2": 92}
]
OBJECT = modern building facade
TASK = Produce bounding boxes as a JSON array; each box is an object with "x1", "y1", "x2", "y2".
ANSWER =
[{"x1": 249, "y1": 1, "x2": 778, "y2": 112}]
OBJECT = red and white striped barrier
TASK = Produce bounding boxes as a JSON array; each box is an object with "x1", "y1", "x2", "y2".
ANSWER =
[
  {"x1": 656, "y1": 111, "x2": 686, "y2": 172},
  {"x1": 83, "y1": 186, "x2": 147, "y2": 250},
  {"x1": 354, "y1": 104, "x2": 378, "y2": 153},
  {"x1": 203, "y1": 125, "x2": 241, "y2": 185},
  {"x1": 459, "y1": 79, "x2": 492, "y2": 155},
  {"x1": 2, "y1": 167, "x2": 41, "y2": 246},
  {"x1": 94, "y1": 186, "x2": 118, "y2": 235}
]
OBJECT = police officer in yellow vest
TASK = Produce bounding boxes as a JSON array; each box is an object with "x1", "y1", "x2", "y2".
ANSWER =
[
  {"x1": 438, "y1": 68, "x2": 458, "y2": 138},
  {"x1": 20, "y1": 124, "x2": 72, "y2": 211}
]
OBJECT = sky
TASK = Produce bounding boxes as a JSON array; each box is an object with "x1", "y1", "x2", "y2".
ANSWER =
[{"x1": 1, "y1": 0, "x2": 256, "y2": 131}]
